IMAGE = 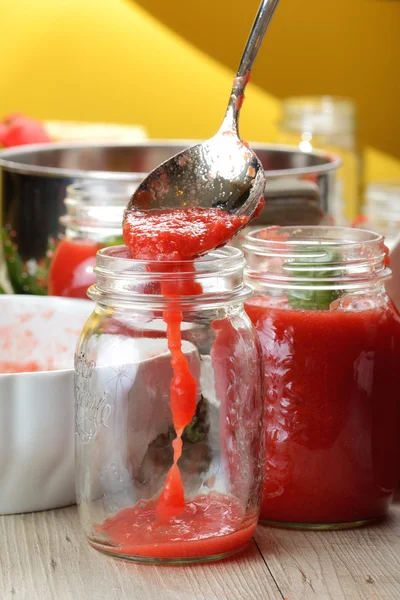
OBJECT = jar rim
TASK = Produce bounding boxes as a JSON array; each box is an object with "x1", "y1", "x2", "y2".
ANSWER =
[
  {"x1": 281, "y1": 96, "x2": 356, "y2": 134},
  {"x1": 282, "y1": 96, "x2": 356, "y2": 116},
  {"x1": 62, "y1": 181, "x2": 132, "y2": 234},
  {"x1": 95, "y1": 244, "x2": 245, "y2": 274},
  {"x1": 66, "y1": 180, "x2": 136, "y2": 204},
  {"x1": 89, "y1": 245, "x2": 251, "y2": 307},
  {"x1": 243, "y1": 226, "x2": 384, "y2": 250},
  {"x1": 243, "y1": 226, "x2": 391, "y2": 291},
  {"x1": 368, "y1": 180, "x2": 400, "y2": 192},
  {"x1": 367, "y1": 181, "x2": 400, "y2": 205}
]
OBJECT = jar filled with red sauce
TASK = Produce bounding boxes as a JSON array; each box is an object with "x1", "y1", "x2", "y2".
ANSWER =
[
  {"x1": 48, "y1": 181, "x2": 134, "y2": 299},
  {"x1": 243, "y1": 226, "x2": 400, "y2": 530},
  {"x1": 75, "y1": 245, "x2": 264, "y2": 563}
]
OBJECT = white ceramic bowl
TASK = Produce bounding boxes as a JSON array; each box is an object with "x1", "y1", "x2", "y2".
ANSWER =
[{"x1": 0, "y1": 295, "x2": 93, "y2": 514}]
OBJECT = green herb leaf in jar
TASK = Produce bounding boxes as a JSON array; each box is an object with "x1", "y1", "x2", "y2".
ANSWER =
[{"x1": 285, "y1": 246, "x2": 341, "y2": 310}]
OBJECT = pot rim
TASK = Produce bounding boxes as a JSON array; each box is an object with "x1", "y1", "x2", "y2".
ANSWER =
[{"x1": 0, "y1": 140, "x2": 341, "y2": 180}]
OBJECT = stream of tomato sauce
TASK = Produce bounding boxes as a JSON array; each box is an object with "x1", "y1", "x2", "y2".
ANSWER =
[{"x1": 95, "y1": 207, "x2": 251, "y2": 559}]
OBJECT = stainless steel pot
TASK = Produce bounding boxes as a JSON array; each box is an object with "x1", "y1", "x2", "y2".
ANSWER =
[{"x1": 0, "y1": 141, "x2": 340, "y2": 294}]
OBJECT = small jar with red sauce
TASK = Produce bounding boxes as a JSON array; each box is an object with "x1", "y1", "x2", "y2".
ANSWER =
[
  {"x1": 48, "y1": 182, "x2": 133, "y2": 299},
  {"x1": 243, "y1": 226, "x2": 400, "y2": 530},
  {"x1": 75, "y1": 245, "x2": 264, "y2": 563}
]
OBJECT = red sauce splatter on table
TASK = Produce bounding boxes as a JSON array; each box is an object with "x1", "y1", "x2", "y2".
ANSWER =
[
  {"x1": 95, "y1": 206, "x2": 252, "y2": 559},
  {"x1": 245, "y1": 297, "x2": 400, "y2": 525}
]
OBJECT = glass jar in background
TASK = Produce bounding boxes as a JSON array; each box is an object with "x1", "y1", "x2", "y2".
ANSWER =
[
  {"x1": 355, "y1": 181, "x2": 400, "y2": 252},
  {"x1": 243, "y1": 226, "x2": 400, "y2": 530},
  {"x1": 365, "y1": 183, "x2": 400, "y2": 310},
  {"x1": 75, "y1": 245, "x2": 264, "y2": 563},
  {"x1": 278, "y1": 96, "x2": 361, "y2": 224},
  {"x1": 48, "y1": 181, "x2": 134, "y2": 299}
]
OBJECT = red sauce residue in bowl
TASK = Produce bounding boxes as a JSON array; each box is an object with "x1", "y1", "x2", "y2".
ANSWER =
[{"x1": 0, "y1": 360, "x2": 56, "y2": 374}]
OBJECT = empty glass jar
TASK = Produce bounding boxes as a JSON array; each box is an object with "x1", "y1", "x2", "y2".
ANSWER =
[
  {"x1": 356, "y1": 181, "x2": 400, "y2": 252},
  {"x1": 278, "y1": 96, "x2": 361, "y2": 224},
  {"x1": 75, "y1": 245, "x2": 264, "y2": 563}
]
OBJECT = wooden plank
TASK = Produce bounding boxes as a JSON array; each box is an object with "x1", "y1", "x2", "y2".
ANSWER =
[
  {"x1": 0, "y1": 506, "x2": 282, "y2": 600},
  {"x1": 255, "y1": 494, "x2": 400, "y2": 600},
  {"x1": 3, "y1": 496, "x2": 400, "y2": 600}
]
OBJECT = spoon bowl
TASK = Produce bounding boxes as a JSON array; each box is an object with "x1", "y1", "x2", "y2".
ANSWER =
[{"x1": 127, "y1": 128, "x2": 266, "y2": 217}]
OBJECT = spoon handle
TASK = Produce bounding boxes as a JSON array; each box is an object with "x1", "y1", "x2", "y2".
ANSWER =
[
  {"x1": 237, "y1": 0, "x2": 280, "y2": 78},
  {"x1": 221, "y1": 0, "x2": 280, "y2": 133}
]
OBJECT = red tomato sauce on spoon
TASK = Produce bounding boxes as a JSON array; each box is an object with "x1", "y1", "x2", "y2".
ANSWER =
[{"x1": 122, "y1": 207, "x2": 249, "y2": 261}]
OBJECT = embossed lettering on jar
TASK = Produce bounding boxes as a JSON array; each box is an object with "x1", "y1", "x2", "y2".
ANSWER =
[
  {"x1": 74, "y1": 245, "x2": 264, "y2": 563},
  {"x1": 243, "y1": 226, "x2": 400, "y2": 530}
]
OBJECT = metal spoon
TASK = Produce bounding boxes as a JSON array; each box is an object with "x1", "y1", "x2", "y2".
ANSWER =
[{"x1": 126, "y1": 0, "x2": 280, "y2": 218}]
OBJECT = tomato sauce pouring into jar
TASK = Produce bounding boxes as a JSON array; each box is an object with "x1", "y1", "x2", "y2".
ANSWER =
[{"x1": 74, "y1": 205, "x2": 264, "y2": 563}]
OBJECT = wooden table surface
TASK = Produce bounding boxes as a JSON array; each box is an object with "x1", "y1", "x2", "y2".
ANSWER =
[{"x1": 1, "y1": 494, "x2": 400, "y2": 600}]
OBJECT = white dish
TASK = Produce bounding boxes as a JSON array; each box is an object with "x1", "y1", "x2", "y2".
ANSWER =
[{"x1": 0, "y1": 295, "x2": 93, "y2": 514}]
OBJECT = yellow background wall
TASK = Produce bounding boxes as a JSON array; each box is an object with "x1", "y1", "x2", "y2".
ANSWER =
[
  {"x1": 135, "y1": 0, "x2": 400, "y2": 159},
  {"x1": 0, "y1": 0, "x2": 280, "y2": 142},
  {"x1": 0, "y1": 0, "x2": 399, "y2": 180}
]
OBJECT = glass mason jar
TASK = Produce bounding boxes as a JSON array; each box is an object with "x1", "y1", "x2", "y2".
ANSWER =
[
  {"x1": 48, "y1": 181, "x2": 134, "y2": 299},
  {"x1": 243, "y1": 226, "x2": 400, "y2": 530},
  {"x1": 356, "y1": 181, "x2": 400, "y2": 253},
  {"x1": 278, "y1": 96, "x2": 361, "y2": 224},
  {"x1": 75, "y1": 245, "x2": 264, "y2": 563}
]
